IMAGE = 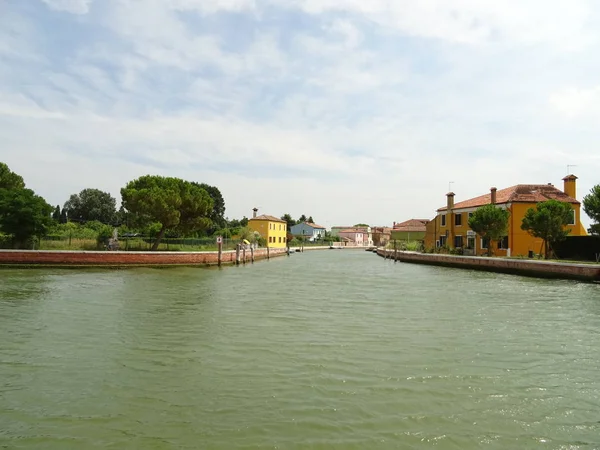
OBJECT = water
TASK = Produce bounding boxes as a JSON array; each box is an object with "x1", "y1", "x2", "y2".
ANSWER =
[{"x1": 1, "y1": 251, "x2": 600, "y2": 449}]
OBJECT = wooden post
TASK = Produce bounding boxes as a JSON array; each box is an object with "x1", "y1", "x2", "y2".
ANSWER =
[
  {"x1": 218, "y1": 240, "x2": 223, "y2": 267},
  {"x1": 250, "y1": 246, "x2": 255, "y2": 263},
  {"x1": 394, "y1": 240, "x2": 398, "y2": 261},
  {"x1": 235, "y1": 244, "x2": 241, "y2": 265},
  {"x1": 268, "y1": 246, "x2": 271, "y2": 259},
  {"x1": 242, "y1": 246, "x2": 246, "y2": 264}
]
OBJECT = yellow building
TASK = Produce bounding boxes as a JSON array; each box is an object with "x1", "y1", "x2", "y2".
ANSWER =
[
  {"x1": 248, "y1": 208, "x2": 287, "y2": 248},
  {"x1": 424, "y1": 175, "x2": 587, "y2": 257}
]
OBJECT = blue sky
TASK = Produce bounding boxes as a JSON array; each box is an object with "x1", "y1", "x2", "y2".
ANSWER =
[{"x1": 1, "y1": 0, "x2": 600, "y2": 228}]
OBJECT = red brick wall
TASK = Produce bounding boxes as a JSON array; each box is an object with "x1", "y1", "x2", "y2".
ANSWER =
[
  {"x1": 378, "y1": 250, "x2": 600, "y2": 282},
  {"x1": 0, "y1": 248, "x2": 287, "y2": 266}
]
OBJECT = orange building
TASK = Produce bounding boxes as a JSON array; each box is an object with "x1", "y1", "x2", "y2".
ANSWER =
[{"x1": 424, "y1": 175, "x2": 587, "y2": 257}]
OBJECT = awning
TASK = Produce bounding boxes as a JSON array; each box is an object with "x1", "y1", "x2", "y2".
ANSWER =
[{"x1": 243, "y1": 239, "x2": 250, "y2": 245}]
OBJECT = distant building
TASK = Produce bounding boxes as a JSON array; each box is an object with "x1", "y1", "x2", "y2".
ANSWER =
[
  {"x1": 390, "y1": 219, "x2": 429, "y2": 243},
  {"x1": 371, "y1": 227, "x2": 392, "y2": 247},
  {"x1": 423, "y1": 175, "x2": 587, "y2": 256},
  {"x1": 290, "y1": 222, "x2": 326, "y2": 241},
  {"x1": 248, "y1": 208, "x2": 287, "y2": 248}
]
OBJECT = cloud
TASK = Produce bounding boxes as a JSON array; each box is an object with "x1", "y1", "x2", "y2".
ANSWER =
[
  {"x1": 41, "y1": 0, "x2": 93, "y2": 14},
  {"x1": 1, "y1": 0, "x2": 600, "y2": 228},
  {"x1": 549, "y1": 86, "x2": 600, "y2": 119}
]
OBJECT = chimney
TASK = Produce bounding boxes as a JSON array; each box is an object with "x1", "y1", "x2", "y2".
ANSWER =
[
  {"x1": 446, "y1": 192, "x2": 455, "y2": 211},
  {"x1": 393, "y1": 221, "x2": 396, "y2": 228},
  {"x1": 252, "y1": 207, "x2": 258, "y2": 218},
  {"x1": 563, "y1": 174, "x2": 577, "y2": 199},
  {"x1": 490, "y1": 187, "x2": 497, "y2": 205}
]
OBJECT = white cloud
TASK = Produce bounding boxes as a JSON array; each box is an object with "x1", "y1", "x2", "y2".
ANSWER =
[
  {"x1": 1, "y1": 0, "x2": 600, "y2": 227},
  {"x1": 290, "y1": 0, "x2": 594, "y2": 47},
  {"x1": 549, "y1": 86, "x2": 600, "y2": 119},
  {"x1": 41, "y1": 0, "x2": 93, "y2": 14}
]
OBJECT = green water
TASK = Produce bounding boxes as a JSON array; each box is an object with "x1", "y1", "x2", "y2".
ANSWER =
[{"x1": 1, "y1": 251, "x2": 600, "y2": 449}]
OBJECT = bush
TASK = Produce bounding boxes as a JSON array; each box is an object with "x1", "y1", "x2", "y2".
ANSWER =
[{"x1": 96, "y1": 225, "x2": 115, "y2": 248}]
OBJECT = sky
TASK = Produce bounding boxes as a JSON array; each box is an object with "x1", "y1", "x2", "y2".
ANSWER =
[{"x1": 1, "y1": 0, "x2": 600, "y2": 229}]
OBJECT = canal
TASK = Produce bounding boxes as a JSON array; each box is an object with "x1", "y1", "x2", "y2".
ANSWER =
[{"x1": 1, "y1": 250, "x2": 600, "y2": 449}]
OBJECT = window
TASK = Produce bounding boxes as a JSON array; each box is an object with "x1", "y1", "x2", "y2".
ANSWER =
[
  {"x1": 279, "y1": 224, "x2": 282, "y2": 230},
  {"x1": 569, "y1": 209, "x2": 576, "y2": 225},
  {"x1": 439, "y1": 235, "x2": 447, "y2": 247},
  {"x1": 468, "y1": 212, "x2": 473, "y2": 219},
  {"x1": 436, "y1": 240, "x2": 441, "y2": 248},
  {"x1": 441, "y1": 215, "x2": 446, "y2": 226},
  {"x1": 279, "y1": 237, "x2": 282, "y2": 243},
  {"x1": 283, "y1": 237, "x2": 286, "y2": 243},
  {"x1": 454, "y1": 235, "x2": 463, "y2": 248},
  {"x1": 466, "y1": 236, "x2": 475, "y2": 249},
  {"x1": 455, "y1": 213, "x2": 462, "y2": 226},
  {"x1": 498, "y1": 236, "x2": 509, "y2": 249},
  {"x1": 481, "y1": 237, "x2": 490, "y2": 249}
]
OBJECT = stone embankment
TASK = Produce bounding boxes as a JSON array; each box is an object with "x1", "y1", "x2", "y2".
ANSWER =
[
  {"x1": 377, "y1": 249, "x2": 600, "y2": 282},
  {"x1": 0, "y1": 248, "x2": 288, "y2": 268}
]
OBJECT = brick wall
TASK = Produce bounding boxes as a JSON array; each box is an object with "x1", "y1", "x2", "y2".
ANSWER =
[
  {"x1": 0, "y1": 248, "x2": 287, "y2": 267},
  {"x1": 377, "y1": 250, "x2": 600, "y2": 282}
]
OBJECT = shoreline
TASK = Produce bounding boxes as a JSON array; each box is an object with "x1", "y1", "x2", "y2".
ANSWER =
[{"x1": 377, "y1": 249, "x2": 600, "y2": 283}]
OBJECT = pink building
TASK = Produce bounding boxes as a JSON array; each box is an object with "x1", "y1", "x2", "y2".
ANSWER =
[{"x1": 338, "y1": 228, "x2": 366, "y2": 246}]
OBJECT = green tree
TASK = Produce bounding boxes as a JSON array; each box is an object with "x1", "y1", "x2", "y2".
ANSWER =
[
  {"x1": 354, "y1": 223, "x2": 369, "y2": 227},
  {"x1": 52, "y1": 205, "x2": 61, "y2": 222},
  {"x1": 298, "y1": 214, "x2": 307, "y2": 224},
  {"x1": 0, "y1": 188, "x2": 53, "y2": 248},
  {"x1": 521, "y1": 200, "x2": 573, "y2": 259},
  {"x1": 59, "y1": 208, "x2": 68, "y2": 224},
  {"x1": 239, "y1": 216, "x2": 248, "y2": 227},
  {"x1": 468, "y1": 204, "x2": 510, "y2": 256},
  {"x1": 307, "y1": 216, "x2": 314, "y2": 223},
  {"x1": 0, "y1": 162, "x2": 25, "y2": 189},
  {"x1": 583, "y1": 185, "x2": 600, "y2": 235},
  {"x1": 194, "y1": 183, "x2": 226, "y2": 231},
  {"x1": 63, "y1": 188, "x2": 117, "y2": 224},
  {"x1": 281, "y1": 213, "x2": 295, "y2": 230},
  {"x1": 121, "y1": 175, "x2": 213, "y2": 250}
]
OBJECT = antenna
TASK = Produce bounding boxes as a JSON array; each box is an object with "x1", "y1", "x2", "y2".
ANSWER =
[
  {"x1": 448, "y1": 181, "x2": 454, "y2": 192},
  {"x1": 567, "y1": 165, "x2": 577, "y2": 175}
]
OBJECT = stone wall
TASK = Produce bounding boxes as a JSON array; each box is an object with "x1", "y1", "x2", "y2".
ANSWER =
[
  {"x1": 377, "y1": 250, "x2": 600, "y2": 282},
  {"x1": 0, "y1": 248, "x2": 287, "y2": 267}
]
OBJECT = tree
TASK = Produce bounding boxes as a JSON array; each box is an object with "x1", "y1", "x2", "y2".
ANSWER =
[
  {"x1": 0, "y1": 188, "x2": 53, "y2": 248},
  {"x1": 0, "y1": 162, "x2": 25, "y2": 189},
  {"x1": 298, "y1": 214, "x2": 307, "y2": 224},
  {"x1": 52, "y1": 205, "x2": 61, "y2": 222},
  {"x1": 59, "y1": 208, "x2": 68, "y2": 224},
  {"x1": 307, "y1": 216, "x2": 314, "y2": 223},
  {"x1": 281, "y1": 213, "x2": 295, "y2": 230},
  {"x1": 121, "y1": 175, "x2": 213, "y2": 250},
  {"x1": 521, "y1": 200, "x2": 573, "y2": 259},
  {"x1": 583, "y1": 185, "x2": 600, "y2": 235},
  {"x1": 240, "y1": 216, "x2": 248, "y2": 227},
  {"x1": 193, "y1": 183, "x2": 226, "y2": 231},
  {"x1": 468, "y1": 204, "x2": 510, "y2": 256},
  {"x1": 63, "y1": 188, "x2": 117, "y2": 225},
  {"x1": 354, "y1": 223, "x2": 369, "y2": 227}
]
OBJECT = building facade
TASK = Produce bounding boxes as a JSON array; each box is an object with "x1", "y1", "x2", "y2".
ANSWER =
[
  {"x1": 424, "y1": 175, "x2": 587, "y2": 257},
  {"x1": 390, "y1": 219, "x2": 429, "y2": 243},
  {"x1": 248, "y1": 209, "x2": 287, "y2": 248},
  {"x1": 290, "y1": 222, "x2": 326, "y2": 241}
]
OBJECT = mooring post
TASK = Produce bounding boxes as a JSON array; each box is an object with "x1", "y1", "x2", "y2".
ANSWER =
[
  {"x1": 250, "y1": 246, "x2": 255, "y2": 263},
  {"x1": 394, "y1": 240, "x2": 398, "y2": 262},
  {"x1": 235, "y1": 244, "x2": 241, "y2": 265},
  {"x1": 268, "y1": 246, "x2": 271, "y2": 259},
  {"x1": 242, "y1": 246, "x2": 246, "y2": 264},
  {"x1": 218, "y1": 240, "x2": 223, "y2": 267}
]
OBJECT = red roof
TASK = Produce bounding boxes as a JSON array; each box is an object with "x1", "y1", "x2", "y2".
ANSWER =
[
  {"x1": 301, "y1": 222, "x2": 326, "y2": 229},
  {"x1": 339, "y1": 229, "x2": 364, "y2": 233},
  {"x1": 250, "y1": 214, "x2": 286, "y2": 223},
  {"x1": 393, "y1": 219, "x2": 429, "y2": 232},
  {"x1": 437, "y1": 184, "x2": 579, "y2": 212}
]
